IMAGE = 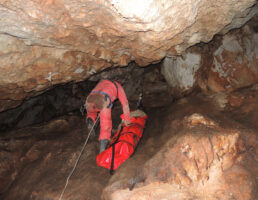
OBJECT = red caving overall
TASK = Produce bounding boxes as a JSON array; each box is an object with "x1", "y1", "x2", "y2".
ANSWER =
[{"x1": 86, "y1": 80, "x2": 130, "y2": 141}]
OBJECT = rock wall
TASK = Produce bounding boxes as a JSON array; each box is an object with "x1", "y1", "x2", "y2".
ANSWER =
[
  {"x1": 0, "y1": 82, "x2": 257, "y2": 200},
  {"x1": 161, "y1": 53, "x2": 201, "y2": 97},
  {"x1": 162, "y1": 15, "x2": 258, "y2": 96},
  {"x1": 103, "y1": 112, "x2": 258, "y2": 200},
  {"x1": 205, "y1": 19, "x2": 258, "y2": 92},
  {"x1": 0, "y1": 0, "x2": 257, "y2": 111},
  {"x1": 106, "y1": 130, "x2": 257, "y2": 200},
  {"x1": 0, "y1": 63, "x2": 171, "y2": 133}
]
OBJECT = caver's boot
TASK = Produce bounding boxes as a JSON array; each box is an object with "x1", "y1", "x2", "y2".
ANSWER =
[
  {"x1": 87, "y1": 118, "x2": 95, "y2": 139},
  {"x1": 99, "y1": 139, "x2": 109, "y2": 153}
]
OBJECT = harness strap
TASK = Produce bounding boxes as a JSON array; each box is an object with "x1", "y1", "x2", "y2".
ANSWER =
[
  {"x1": 110, "y1": 122, "x2": 144, "y2": 143},
  {"x1": 108, "y1": 79, "x2": 119, "y2": 97},
  {"x1": 128, "y1": 122, "x2": 145, "y2": 129},
  {"x1": 111, "y1": 131, "x2": 140, "y2": 143},
  {"x1": 91, "y1": 80, "x2": 119, "y2": 109},
  {"x1": 91, "y1": 91, "x2": 113, "y2": 108},
  {"x1": 110, "y1": 143, "x2": 116, "y2": 175},
  {"x1": 114, "y1": 140, "x2": 136, "y2": 148},
  {"x1": 109, "y1": 121, "x2": 146, "y2": 174},
  {"x1": 110, "y1": 125, "x2": 123, "y2": 175}
]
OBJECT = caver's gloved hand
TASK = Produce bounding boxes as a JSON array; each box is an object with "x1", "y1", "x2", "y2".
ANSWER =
[
  {"x1": 87, "y1": 118, "x2": 95, "y2": 137},
  {"x1": 122, "y1": 119, "x2": 131, "y2": 127}
]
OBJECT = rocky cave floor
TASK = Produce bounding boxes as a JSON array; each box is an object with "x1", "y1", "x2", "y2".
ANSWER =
[{"x1": 0, "y1": 85, "x2": 257, "y2": 200}]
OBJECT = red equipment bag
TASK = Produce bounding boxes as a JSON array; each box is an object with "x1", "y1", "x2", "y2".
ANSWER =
[{"x1": 96, "y1": 110, "x2": 147, "y2": 174}]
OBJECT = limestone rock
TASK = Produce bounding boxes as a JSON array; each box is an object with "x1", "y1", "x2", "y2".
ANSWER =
[
  {"x1": 161, "y1": 53, "x2": 201, "y2": 97},
  {"x1": 205, "y1": 18, "x2": 258, "y2": 92},
  {"x1": 1, "y1": 85, "x2": 257, "y2": 200},
  {"x1": 162, "y1": 15, "x2": 258, "y2": 97},
  {"x1": 103, "y1": 114, "x2": 258, "y2": 200},
  {"x1": 0, "y1": 151, "x2": 19, "y2": 194},
  {"x1": 0, "y1": 0, "x2": 257, "y2": 111}
]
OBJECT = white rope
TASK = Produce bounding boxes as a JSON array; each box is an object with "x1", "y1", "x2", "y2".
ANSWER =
[{"x1": 58, "y1": 115, "x2": 100, "y2": 200}]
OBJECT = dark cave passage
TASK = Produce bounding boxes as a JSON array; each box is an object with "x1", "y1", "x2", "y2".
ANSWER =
[
  {"x1": 0, "y1": 63, "x2": 171, "y2": 134},
  {"x1": 0, "y1": 6, "x2": 257, "y2": 200},
  {"x1": 0, "y1": 76, "x2": 257, "y2": 199}
]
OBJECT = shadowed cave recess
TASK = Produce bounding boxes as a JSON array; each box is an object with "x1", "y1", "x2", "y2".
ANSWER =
[{"x1": 0, "y1": 1, "x2": 258, "y2": 200}]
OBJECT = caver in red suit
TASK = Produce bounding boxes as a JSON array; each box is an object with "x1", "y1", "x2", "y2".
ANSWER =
[{"x1": 85, "y1": 79, "x2": 130, "y2": 152}]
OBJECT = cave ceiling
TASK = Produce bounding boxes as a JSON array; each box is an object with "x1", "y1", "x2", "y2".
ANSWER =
[{"x1": 0, "y1": 0, "x2": 257, "y2": 112}]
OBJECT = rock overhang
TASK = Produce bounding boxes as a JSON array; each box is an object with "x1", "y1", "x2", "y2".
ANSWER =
[{"x1": 0, "y1": 0, "x2": 257, "y2": 111}]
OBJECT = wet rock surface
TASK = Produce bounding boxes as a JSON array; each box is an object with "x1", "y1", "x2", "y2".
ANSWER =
[{"x1": 0, "y1": 86, "x2": 257, "y2": 200}]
